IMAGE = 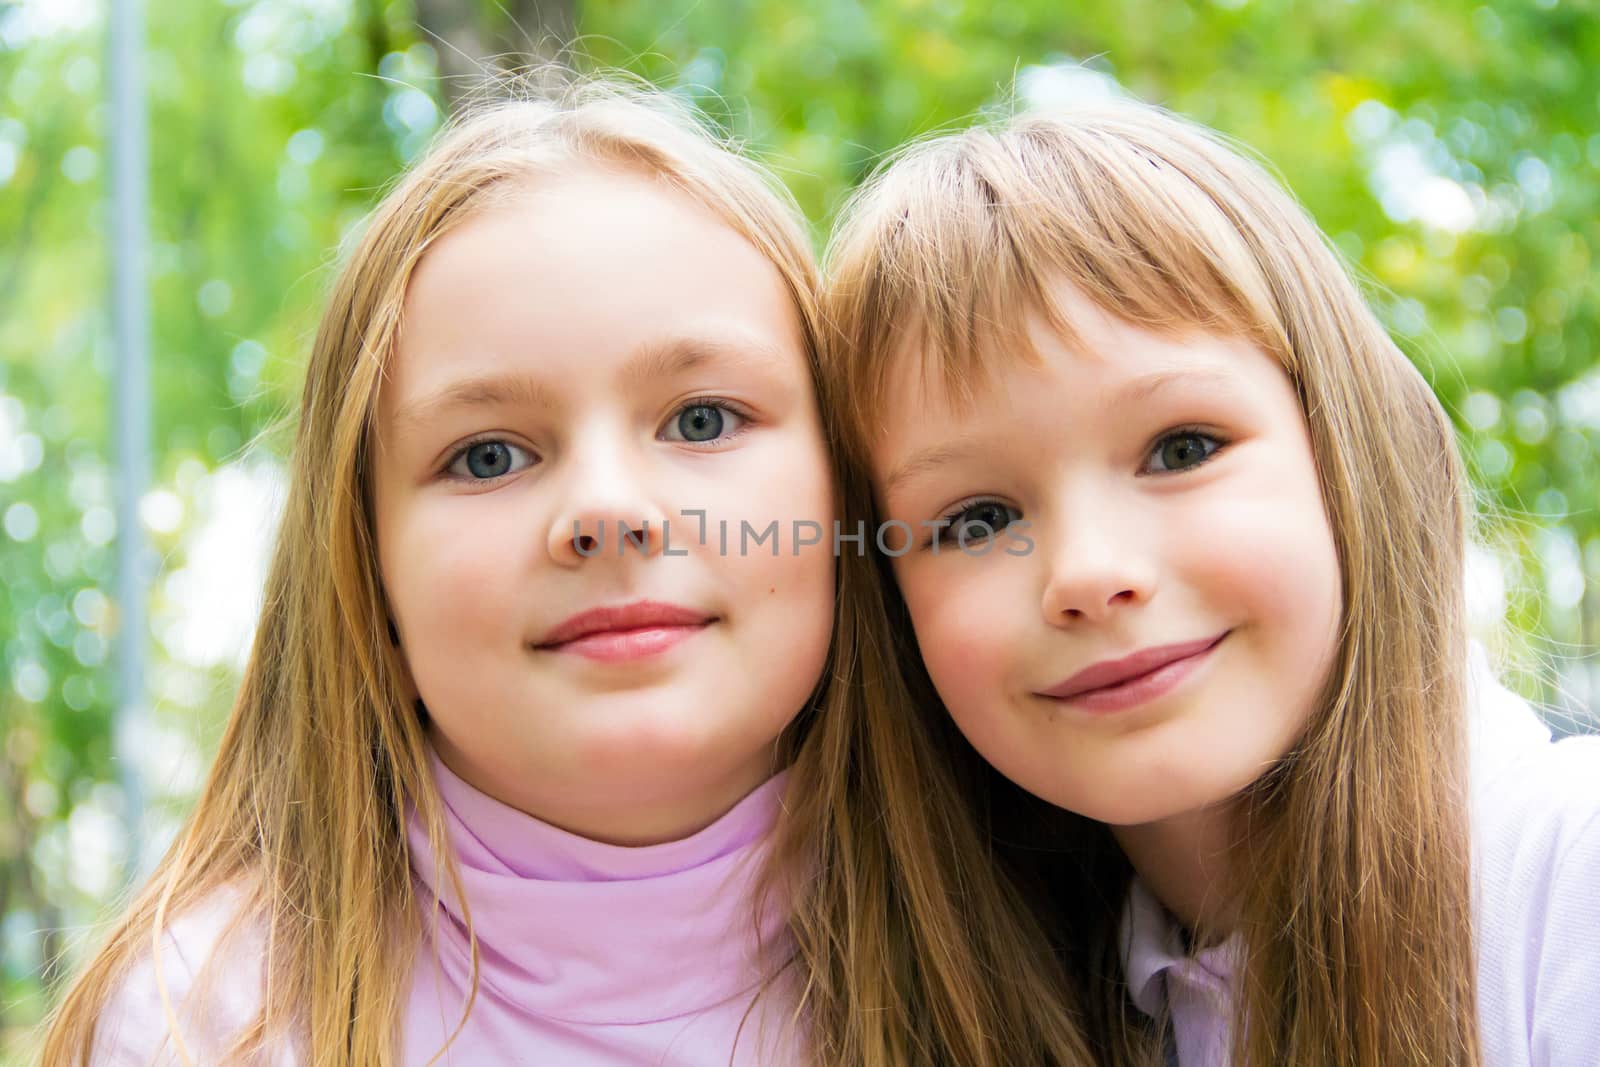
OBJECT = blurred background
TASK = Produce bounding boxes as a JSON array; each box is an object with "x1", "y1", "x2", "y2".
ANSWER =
[{"x1": 1, "y1": 0, "x2": 1598, "y2": 1053}]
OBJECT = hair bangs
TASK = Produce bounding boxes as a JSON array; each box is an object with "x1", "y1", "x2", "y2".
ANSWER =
[{"x1": 826, "y1": 107, "x2": 1308, "y2": 437}]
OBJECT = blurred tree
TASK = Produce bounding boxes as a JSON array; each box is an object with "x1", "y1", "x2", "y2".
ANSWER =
[
  {"x1": 2, "y1": 0, "x2": 1597, "y2": 1056},
  {"x1": 413, "y1": 0, "x2": 577, "y2": 109},
  {"x1": 0, "y1": 0, "x2": 438, "y2": 1045}
]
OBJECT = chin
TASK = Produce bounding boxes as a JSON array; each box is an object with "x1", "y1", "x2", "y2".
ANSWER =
[
  {"x1": 1065, "y1": 794, "x2": 1176, "y2": 828},
  {"x1": 1034, "y1": 774, "x2": 1209, "y2": 828},
  {"x1": 572, "y1": 699, "x2": 774, "y2": 769}
]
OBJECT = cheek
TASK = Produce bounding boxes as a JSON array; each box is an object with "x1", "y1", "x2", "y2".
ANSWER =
[
  {"x1": 1175, "y1": 466, "x2": 1342, "y2": 712},
  {"x1": 730, "y1": 429, "x2": 833, "y2": 552},
  {"x1": 897, "y1": 559, "x2": 1032, "y2": 717},
  {"x1": 381, "y1": 498, "x2": 525, "y2": 645},
  {"x1": 714, "y1": 431, "x2": 836, "y2": 651},
  {"x1": 1173, "y1": 442, "x2": 1336, "y2": 604},
  {"x1": 1185, "y1": 497, "x2": 1334, "y2": 609}
]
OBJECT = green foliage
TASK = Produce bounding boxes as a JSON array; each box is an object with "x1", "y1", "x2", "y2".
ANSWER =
[
  {"x1": 0, "y1": 0, "x2": 438, "y2": 1040},
  {"x1": 580, "y1": 0, "x2": 1600, "y2": 694},
  {"x1": 2, "y1": 0, "x2": 1597, "y2": 1049}
]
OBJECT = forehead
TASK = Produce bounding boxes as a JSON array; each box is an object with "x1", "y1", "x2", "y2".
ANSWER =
[
  {"x1": 873, "y1": 281, "x2": 1152, "y2": 428},
  {"x1": 378, "y1": 163, "x2": 806, "y2": 417},
  {"x1": 869, "y1": 279, "x2": 1289, "y2": 474},
  {"x1": 404, "y1": 163, "x2": 773, "y2": 318}
]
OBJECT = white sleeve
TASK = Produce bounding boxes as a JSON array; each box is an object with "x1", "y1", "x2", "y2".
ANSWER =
[
  {"x1": 1467, "y1": 651, "x2": 1600, "y2": 1066},
  {"x1": 89, "y1": 887, "x2": 284, "y2": 1066},
  {"x1": 1527, "y1": 760, "x2": 1600, "y2": 1066},
  {"x1": 91, "y1": 931, "x2": 199, "y2": 1066}
]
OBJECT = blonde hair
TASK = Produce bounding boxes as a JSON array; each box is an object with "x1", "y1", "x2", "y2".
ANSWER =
[
  {"x1": 43, "y1": 77, "x2": 1098, "y2": 1067},
  {"x1": 823, "y1": 102, "x2": 1480, "y2": 1066}
]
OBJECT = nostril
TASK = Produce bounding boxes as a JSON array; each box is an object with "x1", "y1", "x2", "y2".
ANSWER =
[{"x1": 576, "y1": 534, "x2": 598, "y2": 554}]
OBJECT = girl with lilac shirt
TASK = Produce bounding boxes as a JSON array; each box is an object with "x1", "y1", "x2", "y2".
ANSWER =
[
  {"x1": 823, "y1": 100, "x2": 1600, "y2": 1064},
  {"x1": 40, "y1": 83, "x2": 1095, "y2": 1067}
]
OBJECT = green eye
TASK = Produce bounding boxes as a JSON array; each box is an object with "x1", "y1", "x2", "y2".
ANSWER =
[{"x1": 1149, "y1": 432, "x2": 1220, "y2": 473}]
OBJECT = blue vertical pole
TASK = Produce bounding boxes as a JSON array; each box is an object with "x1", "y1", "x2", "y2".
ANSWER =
[{"x1": 108, "y1": 0, "x2": 150, "y2": 882}]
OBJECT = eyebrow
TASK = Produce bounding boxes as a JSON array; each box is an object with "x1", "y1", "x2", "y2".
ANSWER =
[
  {"x1": 390, "y1": 372, "x2": 558, "y2": 439},
  {"x1": 622, "y1": 334, "x2": 794, "y2": 388},
  {"x1": 882, "y1": 438, "x2": 987, "y2": 498},
  {"x1": 881, "y1": 366, "x2": 1246, "y2": 496},
  {"x1": 390, "y1": 334, "x2": 793, "y2": 438},
  {"x1": 1114, "y1": 366, "x2": 1245, "y2": 407}
]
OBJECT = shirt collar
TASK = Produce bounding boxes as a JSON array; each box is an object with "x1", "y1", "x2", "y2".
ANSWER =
[
  {"x1": 1119, "y1": 877, "x2": 1242, "y2": 1018},
  {"x1": 407, "y1": 746, "x2": 791, "y2": 1025}
]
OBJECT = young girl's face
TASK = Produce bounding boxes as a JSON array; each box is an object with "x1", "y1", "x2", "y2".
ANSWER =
[
  {"x1": 871, "y1": 282, "x2": 1342, "y2": 828},
  {"x1": 371, "y1": 164, "x2": 835, "y2": 845}
]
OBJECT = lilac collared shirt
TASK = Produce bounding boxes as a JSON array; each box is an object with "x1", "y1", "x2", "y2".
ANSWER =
[{"x1": 1120, "y1": 652, "x2": 1600, "y2": 1066}]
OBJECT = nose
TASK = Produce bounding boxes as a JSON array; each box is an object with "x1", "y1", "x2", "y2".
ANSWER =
[
  {"x1": 1038, "y1": 515, "x2": 1157, "y2": 626},
  {"x1": 546, "y1": 435, "x2": 670, "y2": 567}
]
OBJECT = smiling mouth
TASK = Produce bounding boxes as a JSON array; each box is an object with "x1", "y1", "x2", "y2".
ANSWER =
[
  {"x1": 1037, "y1": 631, "x2": 1229, "y2": 714},
  {"x1": 542, "y1": 623, "x2": 711, "y2": 663},
  {"x1": 534, "y1": 600, "x2": 716, "y2": 664}
]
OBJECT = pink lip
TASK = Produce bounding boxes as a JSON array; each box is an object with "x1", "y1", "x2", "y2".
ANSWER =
[
  {"x1": 1038, "y1": 631, "x2": 1228, "y2": 713},
  {"x1": 536, "y1": 600, "x2": 714, "y2": 664}
]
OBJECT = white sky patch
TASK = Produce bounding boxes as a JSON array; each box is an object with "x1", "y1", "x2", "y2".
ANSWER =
[
  {"x1": 139, "y1": 487, "x2": 184, "y2": 534},
  {"x1": 1018, "y1": 62, "x2": 1125, "y2": 111},
  {"x1": 1556, "y1": 368, "x2": 1600, "y2": 430},
  {"x1": 1347, "y1": 99, "x2": 1502, "y2": 235},
  {"x1": 1539, "y1": 526, "x2": 1586, "y2": 612},
  {"x1": 0, "y1": 392, "x2": 44, "y2": 482},
  {"x1": 1369, "y1": 141, "x2": 1479, "y2": 233},
  {"x1": 1412, "y1": 174, "x2": 1477, "y2": 232},
  {"x1": 0, "y1": 0, "x2": 99, "y2": 48},
  {"x1": 159, "y1": 458, "x2": 285, "y2": 671},
  {"x1": 233, "y1": 0, "x2": 350, "y2": 57},
  {"x1": 67, "y1": 787, "x2": 125, "y2": 899}
]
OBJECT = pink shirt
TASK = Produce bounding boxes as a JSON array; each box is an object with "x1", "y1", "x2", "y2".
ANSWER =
[
  {"x1": 93, "y1": 755, "x2": 799, "y2": 1065},
  {"x1": 1120, "y1": 653, "x2": 1600, "y2": 1065}
]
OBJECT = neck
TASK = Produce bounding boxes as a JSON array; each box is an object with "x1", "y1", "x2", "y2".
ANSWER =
[
  {"x1": 1112, "y1": 799, "x2": 1240, "y2": 944},
  {"x1": 427, "y1": 727, "x2": 782, "y2": 847}
]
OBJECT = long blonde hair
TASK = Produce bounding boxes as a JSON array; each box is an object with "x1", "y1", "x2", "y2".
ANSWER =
[
  {"x1": 43, "y1": 77, "x2": 1098, "y2": 1067},
  {"x1": 823, "y1": 102, "x2": 1480, "y2": 1066}
]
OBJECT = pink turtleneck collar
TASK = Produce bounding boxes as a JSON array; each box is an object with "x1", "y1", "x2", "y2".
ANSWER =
[{"x1": 402, "y1": 748, "x2": 797, "y2": 1064}]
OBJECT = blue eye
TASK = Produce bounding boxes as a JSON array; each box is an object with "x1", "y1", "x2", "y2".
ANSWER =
[
  {"x1": 933, "y1": 500, "x2": 1022, "y2": 547},
  {"x1": 1146, "y1": 431, "x2": 1221, "y2": 473},
  {"x1": 661, "y1": 400, "x2": 746, "y2": 445},
  {"x1": 447, "y1": 439, "x2": 534, "y2": 481},
  {"x1": 678, "y1": 405, "x2": 723, "y2": 442}
]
